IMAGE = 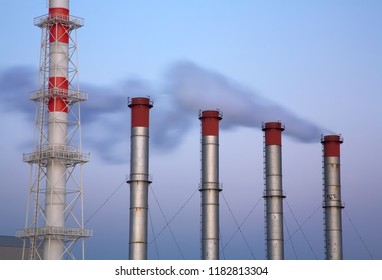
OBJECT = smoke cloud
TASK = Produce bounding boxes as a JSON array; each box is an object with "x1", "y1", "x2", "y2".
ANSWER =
[
  {"x1": 154, "y1": 62, "x2": 326, "y2": 146},
  {"x1": 1, "y1": 62, "x2": 327, "y2": 163},
  {"x1": 0, "y1": 66, "x2": 36, "y2": 117}
]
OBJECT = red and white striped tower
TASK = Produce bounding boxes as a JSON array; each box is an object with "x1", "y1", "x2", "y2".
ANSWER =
[
  {"x1": 321, "y1": 135, "x2": 344, "y2": 260},
  {"x1": 45, "y1": 0, "x2": 70, "y2": 260},
  {"x1": 18, "y1": 0, "x2": 91, "y2": 260},
  {"x1": 127, "y1": 97, "x2": 153, "y2": 260},
  {"x1": 199, "y1": 110, "x2": 222, "y2": 260}
]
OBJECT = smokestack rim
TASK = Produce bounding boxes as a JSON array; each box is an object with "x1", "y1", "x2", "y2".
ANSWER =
[
  {"x1": 320, "y1": 134, "x2": 344, "y2": 144},
  {"x1": 128, "y1": 97, "x2": 154, "y2": 108},
  {"x1": 261, "y1": 121, "x2": 285, "y2": 131},
  {"x1": 198, "y1": 109, "x2": 223, "y2": 121}
]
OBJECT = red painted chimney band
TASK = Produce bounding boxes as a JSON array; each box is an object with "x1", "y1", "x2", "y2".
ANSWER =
[
  {"x1": 128, "y1": 97, "x2": 153, "y2": 127},
  {"x1": 199, "y1": 110, "x2": 222, "y2": 136},
  {"x1": 49, "y1": 7, "x2": 69, "y2": 43},
  {"x1": 48, "y1": 79, "x2": 69, "y2": 113},
  {"x1": 262, "y1": 122, "x2": 284, "y2": 145},
  {"x1": 48, "y1": 4, "x2": 69, "y2": 113},
  {"x1": 321, "y1": 135, "x2": 342, "y2": 157},
  {"x1": 49, "y1": 23, "x2": 69, "y2": 43},
  {"x1": 49, "y1": 8, "x2": 69, "y2": 16}
]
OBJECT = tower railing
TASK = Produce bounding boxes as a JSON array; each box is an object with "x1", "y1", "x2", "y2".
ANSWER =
[
  {"x1": 17, "y1": 227, "x2": 93, "y2": 240},
  {"x1": 29, "y1": 88, "x2": 88, "y2": 104},
  {"x1": 23, "y1": 144, "x2": 90, "y2": 165},
  {"x1": 34, "y1": 14, "x2": 84, "y2": 29}
]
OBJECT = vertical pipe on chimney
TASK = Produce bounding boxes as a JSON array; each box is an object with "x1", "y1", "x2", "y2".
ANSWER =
[
  {"x1": 199, "y1": 110, "x2": 222, "y2": 260},
  {"x1": 262, "y1": 122, "x2": 285, "y2": 260},
  {"x1": 44, "y1": 0, "x2": 70, "y2": 260},
  {"x1": 321, "y1": 135, "x2": 344, "y2": 260},
  {"x1": 127, "y1": 97, "x2": 153, "y2": 260}
]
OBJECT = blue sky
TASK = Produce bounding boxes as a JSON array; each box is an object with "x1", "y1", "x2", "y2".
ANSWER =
[{"x1": 0, "y1": 0, "x2": 382, "y2": 260}]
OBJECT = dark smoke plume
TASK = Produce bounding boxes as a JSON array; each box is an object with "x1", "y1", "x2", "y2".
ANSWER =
[
  {"x1": 0, "y1": 66, "x2": 36, "y2": 117},
  {"x1": 1, "y1": 62, "x2": 327, "y2": 163},
  {"x1": 154, "y1": 61, "x2": 326, "y2": 147}
]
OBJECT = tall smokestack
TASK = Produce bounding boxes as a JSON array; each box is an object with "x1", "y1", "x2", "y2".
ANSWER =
[
  {"x1": 262, "y1": 122, "x2": 285, "y2": 260},
  {"x1": 127, "y1": 97, "x2": 153, "y2": 260},
  {"x1": 321, "y1": 135, "x2": 344, "y2": 260},
  {"x1": 44, "y1": 0, "x2": 71, "y2": 260},
  {"x1": 18, "y1": 0, "x2": 91, "y2": 260},
  {"x1": 199, "y1": 110, "x2": 222, "y2": 260}
]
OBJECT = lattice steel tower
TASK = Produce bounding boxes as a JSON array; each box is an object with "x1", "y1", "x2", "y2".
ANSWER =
[{"x1": 17, "y1": 0, "x2": 92, "y2": 260}]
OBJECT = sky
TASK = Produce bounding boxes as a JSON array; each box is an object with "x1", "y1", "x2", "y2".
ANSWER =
[{"x1": 0, "y1": 0, "x2": 382, "y2": 260}]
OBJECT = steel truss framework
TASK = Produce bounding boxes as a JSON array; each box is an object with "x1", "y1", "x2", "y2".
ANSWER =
[{"x1": 17, "y1": 13, "x2": 92, "y2": 260}]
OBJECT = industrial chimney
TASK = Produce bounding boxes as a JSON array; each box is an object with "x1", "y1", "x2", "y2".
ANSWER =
[
  {"x1": 127, "y1": 97, "x2": 153, "y2": 260},
  {"x1": 18, "y1": 0, "x2": 91, "y2": 260},
  {"x1": 199, "y1": 110, "x2": 222, "y2": 260},
  {"x1": 321, "y1": 135, "x2": 344, "y2": 260},
  {"x1": 262, "y1": 122, "x2": 285, "y2": 260}
]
